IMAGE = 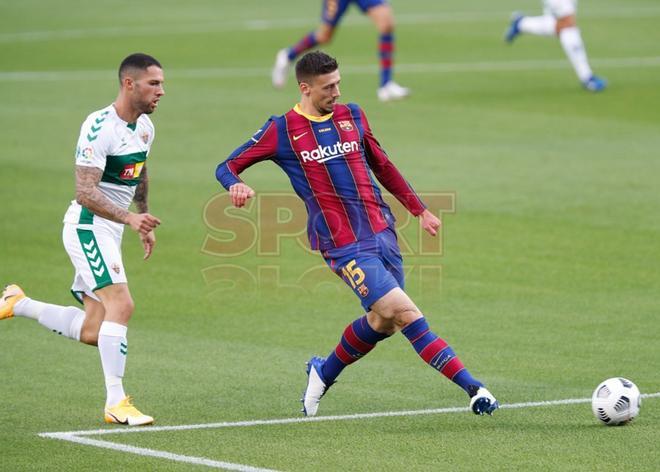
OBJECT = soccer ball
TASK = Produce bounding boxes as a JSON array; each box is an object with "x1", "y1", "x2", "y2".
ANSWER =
[{"x1": 591, "y1": 377, "x2": 641, "y2": 426}]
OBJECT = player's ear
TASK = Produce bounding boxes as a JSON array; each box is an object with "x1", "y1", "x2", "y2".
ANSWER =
[
  {"x1": 121, "y1": 76, "x2": 134, "y2": 91},
  {"x1": 299, "y1": 81, "x2": 312, "y2": 96}
]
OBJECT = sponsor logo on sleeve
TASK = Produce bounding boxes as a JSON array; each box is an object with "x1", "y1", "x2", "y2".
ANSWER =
[{"x1": 76, "y1": 146, "x2": 94, "y2": 159}]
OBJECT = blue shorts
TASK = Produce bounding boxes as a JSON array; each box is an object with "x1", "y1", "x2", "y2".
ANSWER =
[
  {"x1": 323, "y1": 227, "x2": 404, "y2": 311},
  {"x1": 322, "y1": 0, "x2": 388, "y2": 27}
]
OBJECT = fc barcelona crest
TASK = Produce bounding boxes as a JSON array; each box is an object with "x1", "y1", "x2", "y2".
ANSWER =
[
  {"x1": 357, "y1": 284, "x2": 369, "y2": 298},
  {"x1": 338, "y1": 120, "x2": 353, "y2": 132}
]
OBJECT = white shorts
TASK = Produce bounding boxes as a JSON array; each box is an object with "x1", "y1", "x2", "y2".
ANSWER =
[
  {"x1": 543, "y1": 0, "x2": 577, "y2": 18},
  {"x1": 62, "y1": 223, "x2": 127, "y2": 302}
]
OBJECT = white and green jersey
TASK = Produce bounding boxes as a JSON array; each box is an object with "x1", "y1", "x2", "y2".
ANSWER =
[{"x1": 63, "y1": 104, "x2": 155, "y2": 236}]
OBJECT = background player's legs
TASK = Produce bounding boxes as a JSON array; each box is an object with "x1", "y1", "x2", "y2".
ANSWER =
[
  {"x1": 272, "y1": 0, "x2": 347, "y2": 88},
  {"x1": 367, "y1": 4, "x2": 410, "y2": 101},
  {"x1": 95, "y1": 283, "x2": 134, "y2": 408},
  {"x1": 518, "y1": 14, "x2": 556, "y2": 36},
  {"x1": 506, "y1": 1, "x2": 605, "y2": 91},
  {"x1": 272, "y1": 24, "x2": 335, "y2": 89},
  {"x1": 293, "y1": 24, "x2": 334, "y2": 61},
  {"x1": 555, "y1": 15, "x2": 604, "y2": 90}
]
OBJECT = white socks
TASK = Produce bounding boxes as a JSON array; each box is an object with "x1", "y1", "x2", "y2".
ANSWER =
[
  {"x1": 519, "y1": 15, "x2": 556, "y2": 36},
  {"x1": 14, "y1": 297, "x2": 85, "y2": 341},
  {"x1": 559, "y1": 26, "x2": 593, "y2": 82},
  {"x1": 14, "y1": 298, "x2": 130, "y2": 408},
  {"x1": 518, "y1": 16, "x2": 593, "y2": 83},
  {"x1": 98, "y1": 321, "x2": 128, "y2": 407}
]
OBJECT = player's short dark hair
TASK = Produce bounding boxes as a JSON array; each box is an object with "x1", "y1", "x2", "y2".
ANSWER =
[
  {"x1": 295, "y1": 51, "x2": 339, "y2": 84},
  {"x1": 118, "y1": 53, "x2": 162, "y2": 83}
]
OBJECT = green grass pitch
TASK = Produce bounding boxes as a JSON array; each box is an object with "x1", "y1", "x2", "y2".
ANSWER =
[{"x1": 1, "y1": 0, "x2": 659, "y2": 470}]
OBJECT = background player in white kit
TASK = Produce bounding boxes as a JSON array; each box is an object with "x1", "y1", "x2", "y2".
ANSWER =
[
  {"x1": 1, "y1": 53, "x2": 164, "y2": 426},
  {"x1": 505, "y1": 0, "x2": 606, "y2": 92}
]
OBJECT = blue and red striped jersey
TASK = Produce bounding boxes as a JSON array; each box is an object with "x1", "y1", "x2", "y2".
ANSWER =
[{"x1": 216, "y1": 103, "x2": 426, "y2": 251}]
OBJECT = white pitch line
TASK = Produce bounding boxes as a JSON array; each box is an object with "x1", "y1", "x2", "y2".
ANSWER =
[
  {"x1": 38, "y1": 392, "x2": 660, "y2": 471},
  {"x1": 40, "y1": 433, "x2": 278, "y2": 472},
  {"x1": 2, "y1": 56, "x2": 660, "y2": 83},
  {"x1": 41, "y1": 392, "x2": 660, "y2": 438},
  {"x1": 2, "y1": 7, "x2": 660, "y2": 43}
]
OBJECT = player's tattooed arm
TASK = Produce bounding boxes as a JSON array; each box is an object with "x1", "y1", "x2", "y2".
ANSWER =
[
  {"x1": 75, "y1": 165, "x2": 161, "y2": 235},
  {"x1": 75, "y1": 165, "x2": 130, "y2": 224},
  {"x1": 133, "y1": 165, "x2": 149, "y2": 213}
]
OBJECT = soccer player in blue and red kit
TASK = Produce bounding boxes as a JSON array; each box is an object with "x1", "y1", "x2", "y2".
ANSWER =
[
  {"x1": 217, "y1": 51, "x2": 498, "y2": 417},
  {"x1": 272, "y1": 0, "x2": 409, "y2": 102}
]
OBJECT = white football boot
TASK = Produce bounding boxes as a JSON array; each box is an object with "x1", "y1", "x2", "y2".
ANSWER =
[
  {"x1": 272, "y1": 49, "x2": 291, "y2": 89},
  {"x1": 377, "y1": 81, "x2": 411, "y2": 102},
  {"x1": 301, "y1": 356, "x2": 333, "y2": 416},
  {"x1": 469, "y1": 386, "x2": 499, "y2": 415}
]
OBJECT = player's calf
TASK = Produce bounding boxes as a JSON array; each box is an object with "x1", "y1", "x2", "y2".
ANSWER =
[{"x1": 401, "y1": 316, "x2": 498, "y2": 414}]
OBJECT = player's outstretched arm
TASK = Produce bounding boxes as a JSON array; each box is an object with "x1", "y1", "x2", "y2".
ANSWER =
[
  {"x1": 75, "y1": 165, "x2": 160, "y2": 236},
  {"x1": 419, "y1": 209, "x2": 441, "y2": 236},
  {"x1": 229, "y1": 182, "x2": 255, "y2": 208}
]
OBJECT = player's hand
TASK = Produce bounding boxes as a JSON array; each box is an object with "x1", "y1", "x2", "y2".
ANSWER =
[
  {"x1": 229, "y1": 183, "x2": 255, "y2": 208},
  {"x1": 419, "y1": 209, "x2": 441, "y2": 236},
  {"x1": 140, "y1": 230, "x2": 156, "y2": 260},
  {"x1": 126, "y1": 212, "x2": 161, "y2": 236}
]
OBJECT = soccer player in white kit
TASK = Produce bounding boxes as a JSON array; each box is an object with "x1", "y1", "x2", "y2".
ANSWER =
[
  {"x1": 505, "y1": 0, "x2": 606, "y2": 92},
  {"x1": 1, "y1": 53, "x2": 164, "y2": 426}
]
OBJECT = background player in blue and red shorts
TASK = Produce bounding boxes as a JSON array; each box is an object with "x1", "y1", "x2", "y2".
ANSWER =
[
  {"x1": 271, "y1": 0, "x2": 410, "y2": 102},
  {"x1": 217, "y1": 51, "x2": 499, "y2": 417}
]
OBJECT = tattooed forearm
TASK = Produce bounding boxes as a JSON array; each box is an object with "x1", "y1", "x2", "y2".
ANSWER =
[
  {"x1": 133, "y1": 165, "x2": 149, "y2": 213},
  {"x1": 75, "y1": 166, "x2": 129, "y2": 224}
]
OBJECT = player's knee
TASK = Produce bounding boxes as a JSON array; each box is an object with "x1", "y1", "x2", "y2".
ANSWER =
[
  {"x1": 392, "y1": 305, "x2": 422, "y2": 328},
  {"x1": 119, "y1": 298, "x2": 135, "y2": 318},
  {"x1": 316, "y1": 30, "x2": 333, "y2": 44},
  {"x1": 378, "y1": 17, "x2": 394, "y2": 34},
  {"x1": 105, "y1": 297, "x2": 135, "y2": 323},
  {"x1": 556, "y1": 15, "x2": 576, "y2": 32}
]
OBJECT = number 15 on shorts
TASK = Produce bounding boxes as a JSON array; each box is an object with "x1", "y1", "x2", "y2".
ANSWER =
[{"x1": 341, "y1": 259, "x2": 365, "y2": 288}]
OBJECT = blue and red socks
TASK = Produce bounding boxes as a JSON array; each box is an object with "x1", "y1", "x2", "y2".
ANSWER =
[
  {"x1": 322, "y1": 315, "x2": 390, "y2": 383},
  {"x1": 401, "y1": 317, "x2": 483, "y2": 394},
  {"x1": 379, "y1": 33, "x2": 394, "y2": 86},
  {"x1": 288, "y1": 32, "x2": 318, "y2": 61}
]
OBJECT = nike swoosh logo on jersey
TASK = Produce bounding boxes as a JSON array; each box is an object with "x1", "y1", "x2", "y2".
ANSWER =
[{"x1": 293, "y1": 132, "x2": 308, "y2": 141}]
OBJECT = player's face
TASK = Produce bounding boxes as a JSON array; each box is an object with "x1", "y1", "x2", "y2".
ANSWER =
[
  {"x1": 307, "y1": 69, "x2": 341, "y2": 115},
  {"x1": 127, "y1": 66, "x2": 165, "y2": 115}
]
